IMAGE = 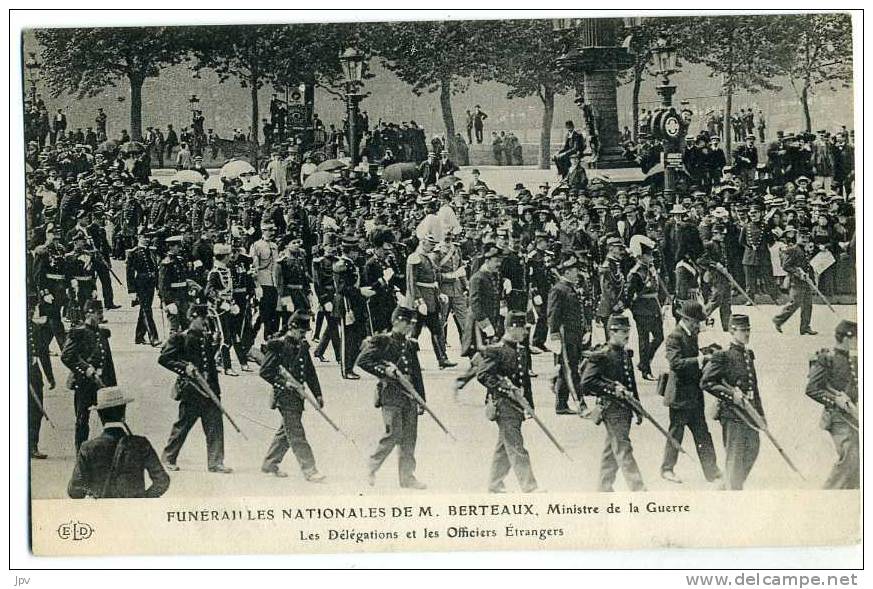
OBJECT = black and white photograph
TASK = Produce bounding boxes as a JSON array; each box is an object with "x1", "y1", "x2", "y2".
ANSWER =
[{"x1": 10, "y1": 8, "x2": 862, "y2": 572}]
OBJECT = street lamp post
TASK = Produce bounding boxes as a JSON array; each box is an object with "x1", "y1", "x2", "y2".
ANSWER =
[
  {"x1": 650, "y1": 35, "x2": 683, "y2": 202},
  {"x1": 24, "y1": 52, "x2": 41, "y2": 104},
  {"x1": 339, "y1": 47, "x2": 365, "y2": 167}
]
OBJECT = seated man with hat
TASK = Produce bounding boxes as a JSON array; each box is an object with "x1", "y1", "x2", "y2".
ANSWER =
[{"x1": 68, "y1": 387, "x2": 170, "y2": 499}]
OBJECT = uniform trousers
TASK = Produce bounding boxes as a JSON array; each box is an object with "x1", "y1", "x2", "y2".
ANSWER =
[
  {"x1": 489, "y1": 404, "x2": 538, "y2": 492},
  {"x1": 660, "y1": 405, "x2": 720, "y2": 481},
  {"x1": 412, "y1": 310, "x2": 448, "y2": 363},
  {"x1": 162, "y1": 392, "x2": 225, "y2": 469},
  {"x1": 258, "y1": 285, "x2": 280, "y2": 338},
  {"x1": 704, "y1": 280, "x2": 732, "y2": 331},
  {"x1": 553, "y1": 341, "x2": 586, "y2": 412},
  {"x1": 440, "y1": 294, "x2": 469, "y2": 347},
  {"x1": 599, "y1": 404, "x2": 646, "y2": 492},
  {"x1": 721, "y1": 418, "x2": 760, "y2": 490},
  {"x1": 73, "y1": 382, "x2": 98, "y2": 451},
  {"x1": 134, "y1": 287, "x2": 159, "y2": 343},
  {"x1": 315, "y1": 313, "x2": 341, "y2": 362},
  {"x1": 824, "y1": 420, "x2": 859, "y2": 489},
  {"x1": 773, "y1": 284, "x2": 812, "y2": 332},
  {"x1": 95, "y1": 262, "x2": 116, "y2": 307},
  {"x1": 369, "y1": 403, "x2": 419, "y2": 485},
  {"x1": 743, "y1": 264, "x2": 781, "y2": 301},
  {"x1": 167, "y1": 299, "x2": 190, "y2": 334},
  {"x1": 28, "y1": 369, "x2": 44, "y2": 453},
  {"x1": 531, "y1": 299, "x2": 548, "y2": 348},
  {"x1": 262, "y1": 402, "x2": 317, "y2": 476},
  {"x1": 632, "y1": 312, "x2": 663, "y2": 374}
]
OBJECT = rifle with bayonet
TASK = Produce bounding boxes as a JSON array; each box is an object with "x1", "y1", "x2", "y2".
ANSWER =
[
  {"x1": 796, "y1": 270, "x2": 836, "y2": 313},
  {"x1": 277, "y1": 365, "x2": 360, "y2": 449},
  {"x1": 824, "y1": 385, "x2": 859, "y2": 432},
  {"x1": 383, "y1": 362, "x2": 457, "y2": 441},
  {"x1": 496, "y1": 375, "x2": 572, "y2": 461},
  {"x1": 29, "y1": 382, "x2": 56, "y2": 429},
  {"x1": 711, "y1": 263, "x2": 756, "y2": 307},
  {"x1": 189, "y1": 368, "x2": 248, "y2": 440},
  {"x1": 611, "y1": 382, "x2": 687, "y2": 456}
]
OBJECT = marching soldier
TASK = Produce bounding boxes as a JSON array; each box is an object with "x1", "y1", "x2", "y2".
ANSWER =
[
  {"x1": 67, "y1": 387, "x2": 170, "y2": 499},
  {"x1": 333, "y1": 237, "x2": 371, "y2": 379},
  {"x1": 158, "y1": 303, "x2": 232, "y2": 474},
  {"x1": 356, "y1": 306, "x2": 428, "y2": 490},
  {"x1": 596, "y1": 236, "x2": 626, "y2": 341},
  {"x1": 548, "y1": 255, "x2": 590, "y2": 416},
  {"x1": 61, "y1": 299, "x2": 118, "y2": 451},
  {"x1": 406, "y1": 233, "x2": 454, "y2": 368},
  {"x1": 581, "y1": 314, "x2": 647, "y2": 492},
  {"x1": 126, "y1": 231, "x2": 161, "y2": 346},
  {"x1": 700, "y1": 222, "x2": 733, "y2": 332},
  {"x1": 660, "y1": 301, "x2": 722, "y2": 485},
  {"x1": 435, "y1": 228, "x2": 469, "y2": 347},
  {"x1": 64, "y1": 231, "x2": 99, "y2": 324},
  {"x1": 528, "y1": 230, "x2": 555, "y2": 353},
  {"x1": 28, "y1": 295, "x2": 52, "y2": 459},
  {"x1": 205, "y1": 243, "x2": 241, "y2": 376},
  {"x1": 313, "y1": 240, "x2": 341, "y2": 363},
  {"x1": 362, "y1": 229, "x2": 401, "y2": 334},
  {"x1": 700, "y1": 314, "x2": 764, "y2": 490},
  {"x1": 87, "y1": 207, "x2": 120, "y2": 310},
  {"x1": 259, "y1": 311, "x2": 326, "y2": 482},
  {"x1": 476, "y1": 311, "x2": 540, "y2": 493},
  {"x1": 773, "y1": 226, "x2": 817, "y2": 335},
  {"x1": 806, "y1": 320, "x2": 859, "y2": 489},
  {"x1": 740, "y1": 203, "x2": 779, "y2": 303},
  {"x1": 228, "y1": 239, "x2": 255, "y2": 372},
  {"x1": 158, "y1": 235, "x2": 191, "y2": 334},
  {"x1": 461, "y1": 245, "x2": 503, "y2": 357},
  {"x1": 623, "y1": 236, "x2": 667, "y2": 381},
  {"x1": 276, "y1": 236, "x2": 311, "y2": 331},
  {"x1": 250, "y1": 221, "x2": 280, "y2": 339},
  {"x1": 31, "y1": 223, "x2": 67, "y2": 350}
]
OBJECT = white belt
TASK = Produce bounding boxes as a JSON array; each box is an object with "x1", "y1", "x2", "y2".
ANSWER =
[
  {"x1": 45, "y1": 273, "x2": 64, "y2": 280},
  {"x1": 170, "y1": 282, "x2": 187, "y2": 288}
]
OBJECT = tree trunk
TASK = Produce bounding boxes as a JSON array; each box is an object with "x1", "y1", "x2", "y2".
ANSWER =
[
  {"x1": 801, "y1": 83, "x2": 812, "y2": 133},
  {"x1": 724, "y1": 89, "x2": 733, "y2": 165},
  {"x1": 539, "y1": 85, "x2": 555, "y2": 170},
  {"x1": 631, "y1": 65, "x2": 643, "y2": 142},
  {"x1": 128, "y1": 74, "x2": 144, "y2": 142},
  {"x1": 438, "y1": 78, "x2": 457, "y2": 158},
  {"x1": 250, "y1": 73, "x2": 260, "y2": 169}
]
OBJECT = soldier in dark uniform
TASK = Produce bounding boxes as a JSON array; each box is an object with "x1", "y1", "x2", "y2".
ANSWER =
[
  {"x1": 548, "y1": 255, "x2": 591, "y2": 416},
  {"x1": 205, "y1": 243, "x2": 241, "y2": 375},
  {"x1": 476, "y1": 311, "x2": 540, "y2": 493},
  {"x1": 67, "y1": 387, "x2": 170, "y2": 499},
  {"x1": 333, "y1": 237, "x2": 371, "y2": 379},
  {"x1": 581, "y1": 314, "x2": 647, "y2": 492},
  {"x1": 805, "y1": 320, "x2": 859, "y2": 489},
  {"x1": 87, "y1": 208, "x2": 119, "y2": 310},
  {"x1": 435, "y1": 229, "x2": 469, "y2": 347},
  {"x1": 313, "y1": 241, "x2": 341, "y2": 363},
  {"x1": 700, "y1": 222, "x2": 733, "y2": 331},
  {"x1": 461, "y1": 245, "x2": 503, "y2": 357},
  {"x1": 406, "y1": 233, "x2": 454, "y2": 368},
  {"x1": 623, "y1": 236, "x2": 667, "y2": 381},
  {"x1": 527, "y1": 231, "x2": 555, "y2": 353},
  {"x1": 660, "y1": 301, "x2": 722, "y2": 484},
  {"x1": 158, "y1": 235, "x2": 191, "y2": 334},
  {"x1": 596, "y1": 236, "x2": 626, "y2": 341},
  {"x1": 126, "y1": 232, "x2": 161, "y2": 346},
  {"x1": 356, "y1": 306, "x2": 427, "y2": 490},
  {"x1": 27, "y1": 295, "x2": 52, "y2": 459},
  {"x1": 259, "y1": 312, "x2": 326, "y2": 482},
  {"x1": 61, "y1": 300, "x2": 117, "y2": 452},
  {"x1": 64, "y1": 230, "x2": 99, "y2": 324},
  {"x1": 228, "y1": 239, "x2": 255, "y2": 372},
  {"x1": 773, "y1": 226, "x2": 817, "y2": 335},
  {"x1": 739, "y1": 203, "x2": 780, "y2": 302},
  {"x1": 118, "y1": 191, "x2": 143, "y2": 258},
  {"x1": 31, "y1": 223, "x2": 67, "y2": 350},
  {"x1": 362, "y1": 229, "x2": 401, "y2": 335},
  {"x1": 158, "y1": 303, "x2": 232, "y2": 474},
  {"x1": 700, "y1": 314, "x2": 764, "y2": 490},
  {"x1": 276, "y1": 237, "x2": 311, "y2": 331}
]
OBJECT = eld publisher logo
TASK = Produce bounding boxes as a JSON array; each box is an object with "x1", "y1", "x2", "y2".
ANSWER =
[{"x1": 57, "y1": 521, "x2": 94, "y2": 541}]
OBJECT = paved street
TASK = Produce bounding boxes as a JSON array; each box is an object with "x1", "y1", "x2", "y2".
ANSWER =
[{"x1": 31, "y1": 257, "x2": 856, "y2": 500}]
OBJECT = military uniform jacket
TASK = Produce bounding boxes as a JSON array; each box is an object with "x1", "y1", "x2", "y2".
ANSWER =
[
  {"x1": 249, "y1": 239, "x2": 278, "y2": 287},
  {"x1": 312, "y1": 255, "x2": 338, "y2": 308},
  {"x1": 739, "y1": 222, "x2": 773, "y2": 267},
  {"x1": 259, "y1": 336, "x2": 321, "y2": 411},
  {"x1": 701, "y1": 240, "x2": 730, "y2": 286},
  {"x1": 334, "y1": 256, "x2": 366, "y2": 319},
  {"x1": 806, "y1": 348, "x2": 857, "y2": 429},
  {"x1": 700, "y1": 342, "x2": 764, "y2": 422},
  {"x1": 580, "y1": 344, "x2": 639, "y2": 405},
  {"x1": 158, "y1": 329, "x2": 221, "y2": 399},
  {"x1": 363, "y1": 255, "x2": 401, "y2": 313},
  {"x1": 547, "y1": 278, "x2": 587, "y2": 348},
  {"x1": 356, "y1": 332, "x2": 425, "y2": 408},
  {"x1": 64, "y1": 250, "x2": 97, "y2": 284},
  {"x1": 664, "y1": 325, "x2": 705, "y2": 410},
  {"x1": 674, "y1": 260, "x2": 700, "y2": 301},
  {"x1": 527, "y1": 249, "x2": 553, "y2": 303},
  {"x1": 780, "y1": 244, "x2": 813, "y2": 289},
  {"x1": 476, "y1": 340, "x2": 534, "y2": 418},
  {"x1": 464, "y1": 269, "x2": 501, "y2": 345},
  {"x1": 61, "y1": 324, "x2": 117, "y2": 390},
  {"x1": 623, "y1": 263, "x2": 662, "y2": 316},
  {"x1": 406, "y1": 249, "x2": 441, "y2": 313},
  {"x1": 126, "y1": 246, "x2": 158, "y2": 294},
  {"x1": 597, "y1": 257, "x2": 625, "y2": 317},
  {"x1": 435, "y1": 243, "x2": 467, "y2": 297},
  {"x1": 206, "y1": 264, "x2": 234, "y2": 307},
  {"x1": 158, "y1": 254, "x2": 189, "y2": 304},
  {"x1": 230, "y1": 254, "x2": 255, "y2": 300},
  {"x1": 120, "y1": 198, "x2": 142, "y2": 236},
  {"x1": 500, "y1": 252, "x2": 527, "y2": 311},
  {"x1": 32, "y1": 242, "x2": 67, "y2": 295},
  {"x1": 68, "y1": 427, "x2": 170, "y2": 499},
  {"x1": 276, "y1": 252, "x2": 310, "y2": 297}
]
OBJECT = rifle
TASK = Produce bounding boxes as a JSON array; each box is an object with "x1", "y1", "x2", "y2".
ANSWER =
[
  {"x1": 712, "y1": 264, "x2": 756, "y2": 307},
  {"x1": 824, "y1": 385, "x2": 859, "y2": 432},
  {"x1": 725, "y1": 383, "x2": 805, "y2": 480},
  {"x1": 385, "y1": 363, "x2": 458, "y2": 441},
  {"x1": 497, "y1": 376, "x2": 572, "y2": 461},
  {"x1": 189, "y1": 369, "x2": 248, "y2": 440},
  {"x1": 558, "y1": 326, "x2": 588, "y2": 418},
  {"x1": 277, "y1": 365, "x2": 360, "y2": 449},
  {"x1": 28, "y1": 383, "x2": 56, "y2": 429},
  {"x1": 613, "y1": 383, "x2": 687, "y2": 456},
  {"x1": 798, "y1": 271, "x2": 836, "y2": 313}
]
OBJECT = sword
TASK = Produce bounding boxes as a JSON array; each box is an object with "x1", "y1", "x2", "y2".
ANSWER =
[
  {"x1": 28, "y1": 383, "x2": 56, "y2": 429},
  {"x1": 558, "y1": 326, "x2": 589, "y2": 418},
  {"x1": 713, "y1": 264, "x2": 756, "y2": 307},
  {"x1": 798, "y1": 271, "x2": 836, "y2": 313}
]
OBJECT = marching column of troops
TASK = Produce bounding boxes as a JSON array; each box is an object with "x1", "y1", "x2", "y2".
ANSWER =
[{"x1": 24, "y1": 125, "x2": 858, "y2": 499}]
